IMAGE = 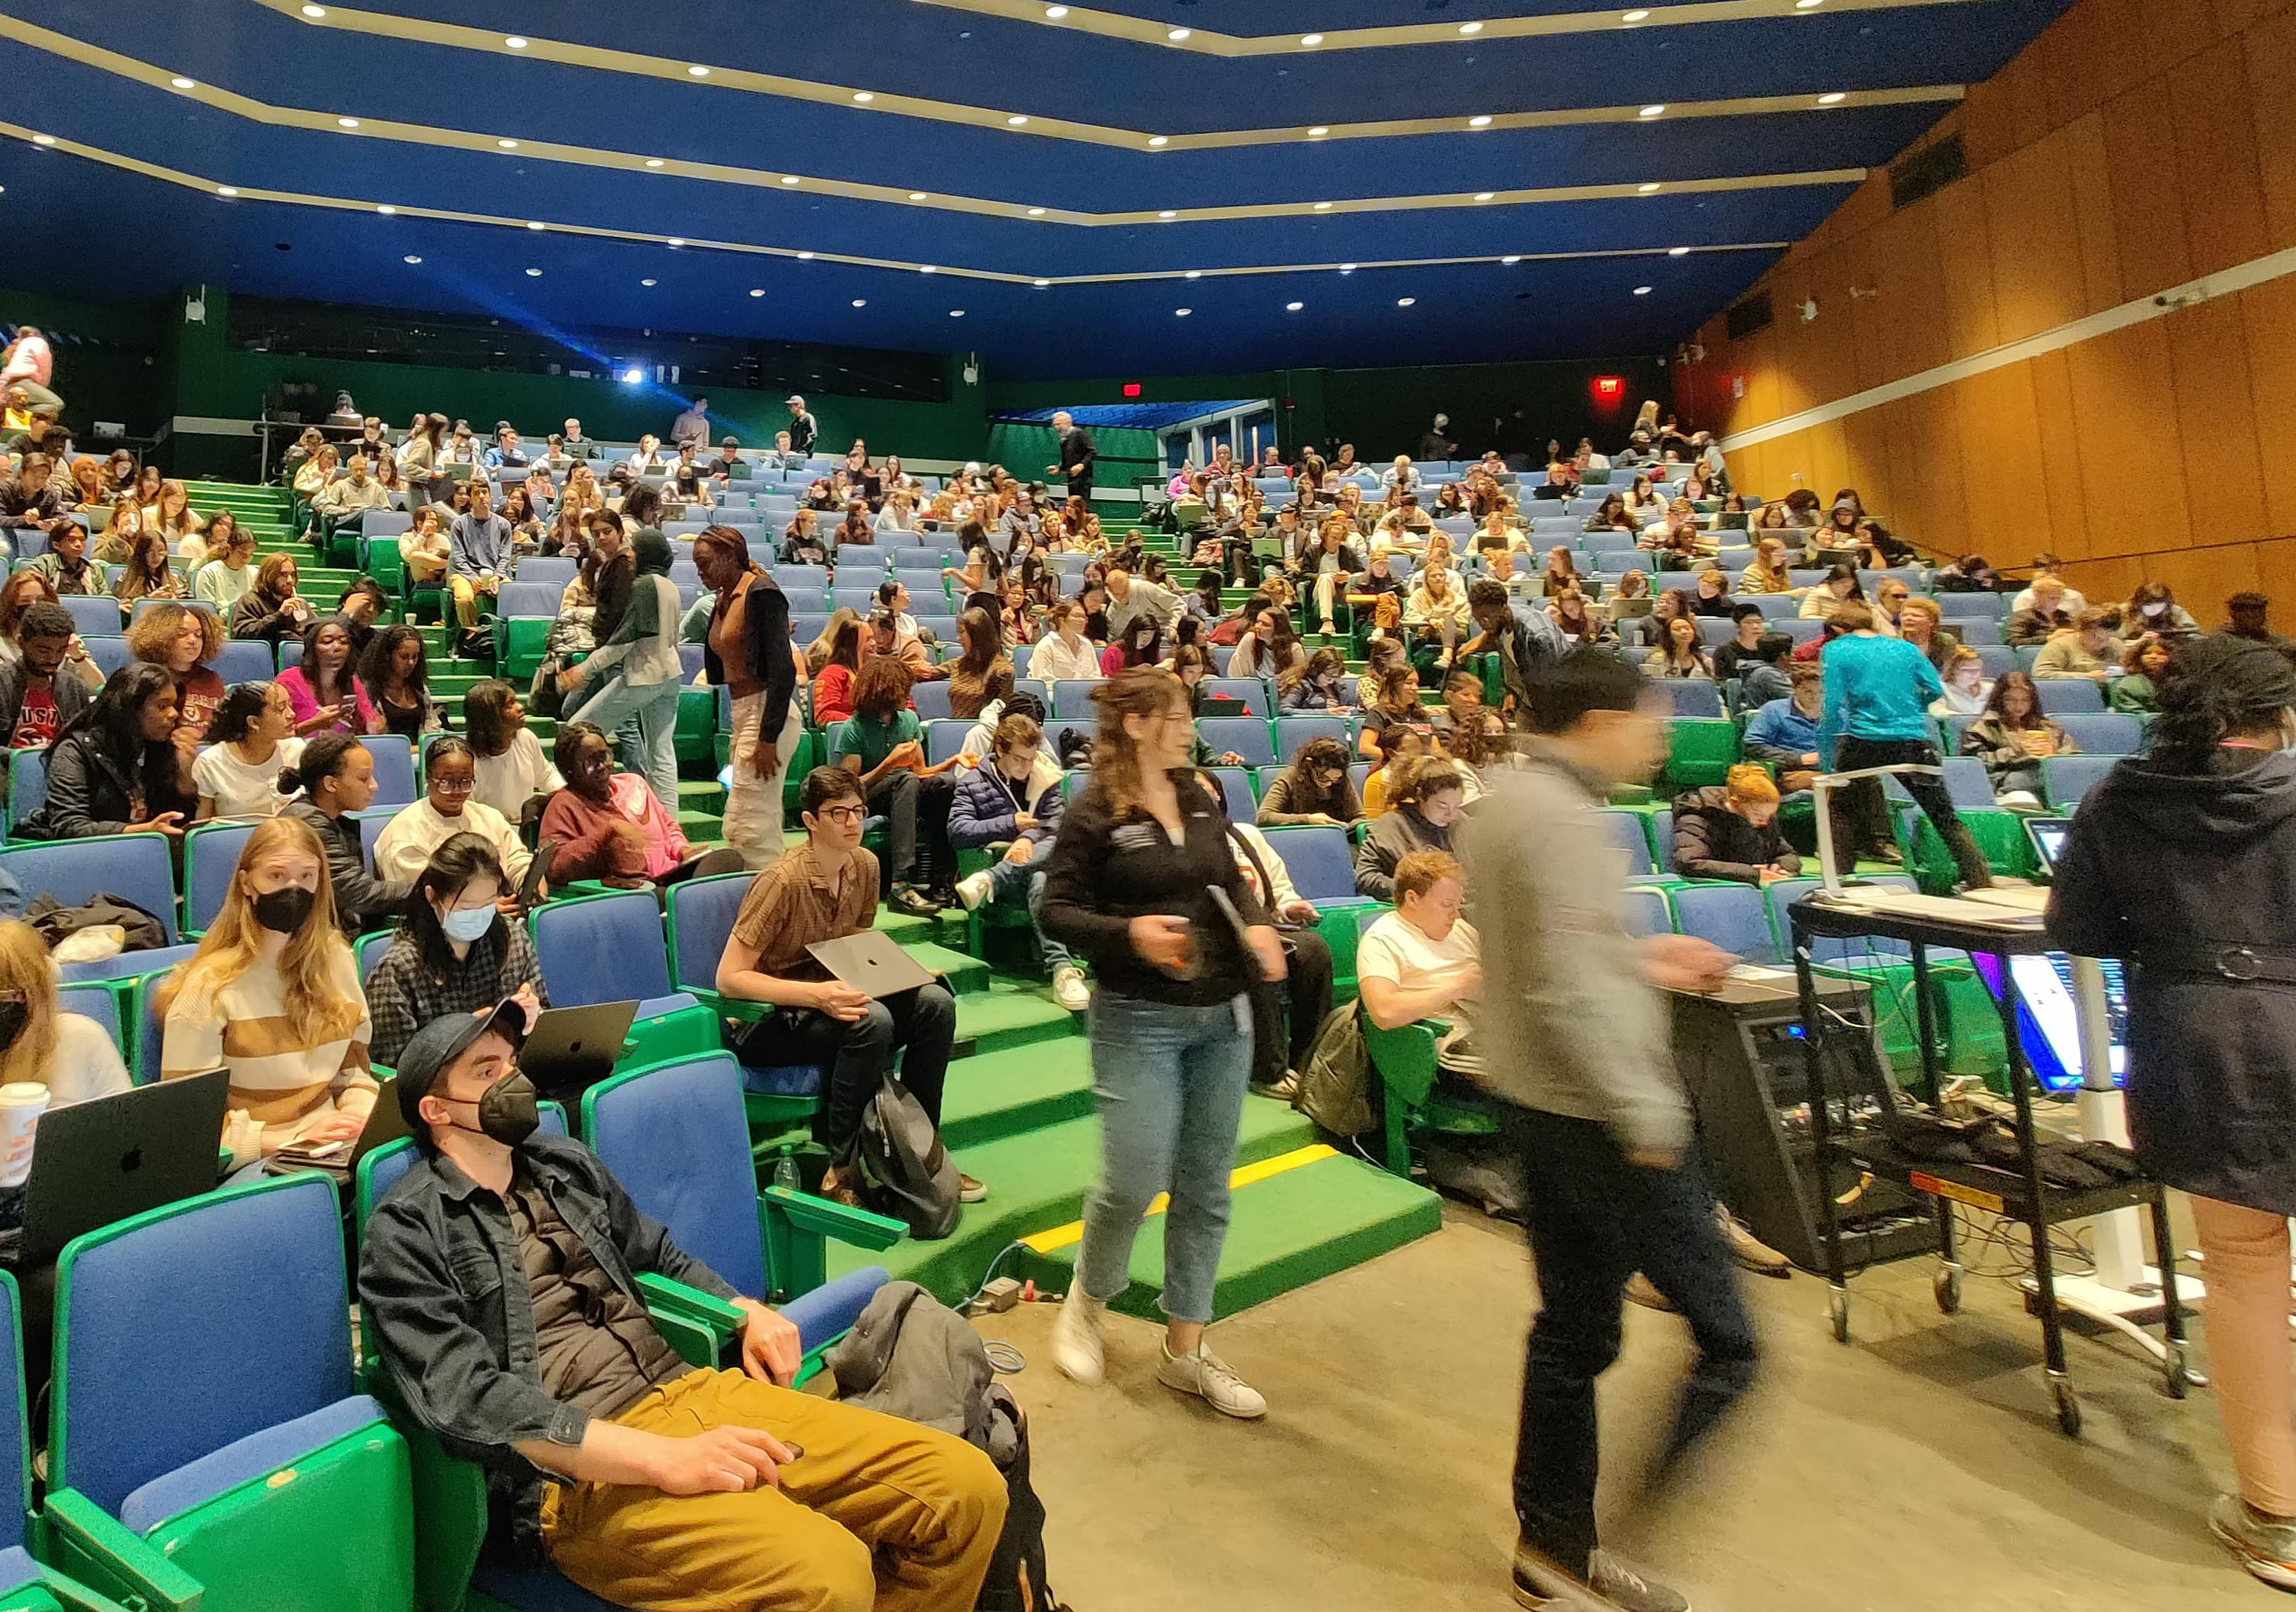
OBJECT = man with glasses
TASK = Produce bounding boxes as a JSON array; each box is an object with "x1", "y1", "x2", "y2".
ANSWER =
[{"x1": 714, "y1": 766, "x2": 977, "y2": 1211}]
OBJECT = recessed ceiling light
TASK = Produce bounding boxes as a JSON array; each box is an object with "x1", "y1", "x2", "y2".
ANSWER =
[
  {"x1": 301, "y1": 4, "x2": 326, "y2": 16},
  {"x1": 1307, "y1": 126, "x2": 1329, "y2": 137},
  {"x1": 748, "y1": 288, "x2": 765, "y2": 297},
  {"x1": 1286, "y1": 301, "x2": 1303, "y2": 312},
  {"x1": 1148, "y1": 135, "x2": 1169, "y2": 147},
  {"x1": 30, "y1": 135, "x2": 53, "y2": 146},
  {"x1": 949, "y1": 308, "x2": 965, "y2": 317},
  {"x1": 1633, "y1": 285, "x2": 1652, "y2": 295},
  {"x1": 1397, "y1": 296, "x2": 1416, "y2": 306},
  {"x1": 1175, "y1": 308, "x2": 1191, "y2": 316},
  {"x1": 853, "y1": 91, "x2": 874, "y2": 103},
  {"x1": 170, "y1": 76, "x2": 195, "y2": 90},
  {"x1": 525, "y1": 266, "x2": 542, "y2": 276},
  {"x1": 796, "y1": 250, "x2": 815, "y2": 259},
  {"x1": 1817, "y1": 91, "x2": 1847, "y2": 105},
  {"x1": 497, "y1": 139, "x2": 519, "y2": 148},
  {"x1": 667, "y1": 237, "x2": 685, "y2": 247},
  {"x1": 687, "y1": 64, "x2": 709, "y2": 77},
  {"x1": 377, "y1": 204, "x2": 396, "y2": 214},
  {"x1": 216, "y1": 184, "x2": 236, "y2": 195},
  {"x1": 641, "y1": 277, "x2": 656, "y2": 286},
  {"x1": 921, "y1": 264, "x2": 938, "y2": 273},
  {"x1": 912, "y1": 192, "x2": 931, "y2": 201},
  {"x1": 527, "y1": 220, "x2": 545, "y2": 230},
  {"x1": 1026, "y1": 206, "x2": 1045, "y2": 217},
  {"x1": 1301, "y1": 33, "x2": 1323, "y2": 46},
  {"x1": 504, "y1": 36, "x2": 526, "y2": 48},
  {"x1": 1795, "y1": 0, "x2": 1824, "y2": 8},
  {"x1": 1186, "y1": 269, "x2": 1202, "y2": 279},
  {"x1": 1638, "y1": 181, "x2": 1662, "y2": 193},
  {"x1": 1469, "y1": 115, "x2": 1492, "y2": 128},
  {"x1": 780, "y1": 175, "x2": 801, "y2": 184},
  {"x1": 1313, "y1": 201, "x2": 1332, "y2": 210},
  {"x1": 1007, "y1": 115, "x2": 1029, "y2": 126},
  {"x1": 1045, "y1": 4, "x2": 1068, "y2": 15},
  {"x1": 1639, "y1": 104, "x2": 1665, "y2": 118},
  {"x1": 1158, "y1": 210, "x2": 1176, "y2": 219},
  {"x1": 1623, "y1": 7, "x2": 1650, "y2": 18},
  {"x1": 1502, "y1": 253, "x2": 1525, "y2": 264},
  {"x1": 1668, "y1": 245, "x2": 1690, "y2": 256},
  {"x1": 852, "y1": 298, "x2": 867, "y2": 306},
  {"x1": 1474, "y1": 191, "x2": 1495, "y2": 201},
  {"x1": 1167, "y1": 27, "x2": 1190, "y2": 41},
  {"x1": 1033, "y1": 279, "x2": 1050, "y2": 288},
  {"x1": 1459, "y1": 21, "x2": 1482, "y2": 34},
  {"x1": 337, "y1": 117, "x2": 359, "y2": 129},
  {"x1": 644, "y1": 158, "x2": 664, "y2": 168},
  {"x1": 403, "y1": 254, "x2": 422, "y2": 264}
]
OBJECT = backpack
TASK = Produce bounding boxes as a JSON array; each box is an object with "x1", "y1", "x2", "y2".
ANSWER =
[
  {"x1": 855, "y1": 1071, "x2": 963, "y2": 1239},
  {"x1": 1295, "y1": 1003, "x2": 1375, "y2": 1137}
]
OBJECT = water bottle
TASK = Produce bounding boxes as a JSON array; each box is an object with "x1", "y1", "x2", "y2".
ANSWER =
[{"x1": 772, "y1": 1153, "x2": 801, "y2": 1193}]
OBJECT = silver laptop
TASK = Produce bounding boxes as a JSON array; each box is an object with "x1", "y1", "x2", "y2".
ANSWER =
[{"x1": 807, "y1": 931, "x2": 937, "y2": 999}]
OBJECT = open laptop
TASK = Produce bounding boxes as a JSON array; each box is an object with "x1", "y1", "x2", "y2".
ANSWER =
[
  {"x1": 809, "y1": 931, "x2": 937, "y2": 1000},
  {"x1": 2024, "y1": 815, "x2": 2073, "y2": 877},
  {"x1": 520, "y1": 1000, "x2": 641, "y2": 1101},
  {"x1": 10, "y1": 1071, "x2": 230, "y2": 1268}
]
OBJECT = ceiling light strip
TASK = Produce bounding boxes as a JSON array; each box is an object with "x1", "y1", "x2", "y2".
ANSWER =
[
  {"x1": 898, "y1": 0, "x2": 2002, "y2": 54},
  {"x1": 0, "y1": 118, "x2": 1792, "y2": 287},
  {"x1": 214, "y1": 2, "x2": 1954, "y2": 149}
]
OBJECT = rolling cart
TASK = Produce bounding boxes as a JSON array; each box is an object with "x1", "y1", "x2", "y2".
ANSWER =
[{"x1": 1786, "y1": 890, "x2": 2190, "y2": 1436}]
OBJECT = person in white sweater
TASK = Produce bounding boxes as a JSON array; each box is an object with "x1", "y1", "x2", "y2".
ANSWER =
[
  {"x1": 0, "y1": 919, "x2": 131, "y2": 1183},
  {"x1": 1027, "y1": 599, "x2": 1104, "y2": 683},
  {"x1": 374, "y1": 736, "x2": 534, "y2": 888}
]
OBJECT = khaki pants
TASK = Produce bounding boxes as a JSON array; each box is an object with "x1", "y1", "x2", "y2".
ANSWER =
[
  {"x1": 450, "y1": 573, "x2": 499, "y2": 629},
  {"x1": 542, "y1": 1369, "x2": 1006, "y2": 1612},
  {"x1": 724, "y1": 693, "x2": 802, "y2": 870}
]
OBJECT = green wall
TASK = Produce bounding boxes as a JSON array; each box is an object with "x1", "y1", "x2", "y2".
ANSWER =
[
  {"x1": 0, "y1": 286, "x2": 169, "y2": 439},
  {"x1": 982, "y1": 421, "x2": 1163, "y2": 496}
]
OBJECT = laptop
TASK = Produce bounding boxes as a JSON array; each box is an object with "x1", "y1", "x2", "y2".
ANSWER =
[
  {"x1": 11, "y1": 1071, "x2": 230, "y2": 1268},
  {"x1": 1610, "y1": 596, "x2": 1654, "y2": 620},
  {"x1": 266, "y1": 1075, "x2": 416, "y2": 1183},
  {"x1": 808, "y1": 930, "x2": 938, "y2": 1000},
  {"x1": 2024, "y1": 815, "x2": 2073, "y2": 876},
  {"x1": 520, "y1": 1000, "x2": 642, "y2": 1101},
  {"x1": 1713, "y1": 511, "x2": 1750, "y2": 532}
]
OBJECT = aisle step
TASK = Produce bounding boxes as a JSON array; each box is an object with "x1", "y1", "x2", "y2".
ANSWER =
[
  {"x1": 934, "y1": 1041, "x2": 1094, "y2": 1151},
  {"x1": 894, "y1": 939, "x2": 989, "y2": 998},
  {"x1": 1015, "y1": 1148, "x2": 1443, "y2": 1321},
  {"x1": 952, "y1": 979, "x2": 1079, "y2": 1056}
]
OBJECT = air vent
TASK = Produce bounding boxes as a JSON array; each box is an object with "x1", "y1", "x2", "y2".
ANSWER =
[
  {"x1": 1725, "y1": 292, "x2": 1773, "y2": 341},
  {"x1": 1890, "y1": 134, "x2": 1965, "y2": 210}
]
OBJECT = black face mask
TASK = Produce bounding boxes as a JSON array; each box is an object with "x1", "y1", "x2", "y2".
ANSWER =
[
  {"x1": 0, "y1": 996, "x2": 28, "y2": 1059},
  {"x1": 252, "y1": 886, "x2": 317, "y2": 935},
  {"x1": 448, "y1": 1071, "x2": 540, "y2": 1148}
]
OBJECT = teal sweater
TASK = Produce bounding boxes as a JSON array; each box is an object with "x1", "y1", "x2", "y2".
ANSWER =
[{"x1": 1818, "y1": 633, "x2": 1943, "y2": 762}]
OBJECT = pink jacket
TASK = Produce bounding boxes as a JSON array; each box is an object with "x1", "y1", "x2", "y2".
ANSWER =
[{"x1": 276, "y1": 665, "x2": 377, "y2": 735}]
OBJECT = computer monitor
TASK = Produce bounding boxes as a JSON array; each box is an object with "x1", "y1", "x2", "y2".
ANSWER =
[{"x1": 1968, "y1": 950, "x2": 2127, "y2": 1092}]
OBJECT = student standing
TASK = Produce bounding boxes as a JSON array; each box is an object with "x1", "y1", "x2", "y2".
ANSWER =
[
  {"x1": 1462, "y1": 650, "x2": 1748, "y2": 1612},
  {"x1": 566, "y1": 528, "x2": 683, "y2": 811},
  {"x1": 691, "y1": 526, "x2": 800, "y2": 870},
  {"x1": 1039, "y1": 667, "x2": 1287, "y2": 1418}
]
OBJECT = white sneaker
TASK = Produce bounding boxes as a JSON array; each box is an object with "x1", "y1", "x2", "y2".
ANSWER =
[
  {"x1": 1052, "y1": 964, "x2": 1091, "y2": 1011},
  {"x1": 954, "y1": 870, "x2": 993, "y2": 912},
  {"x1": 1156, "y1": 1343, "x2": 1267, "y2": 1419},
  {"x1": 1052, "y1": 1291, "x2": 1105, "y2": 1385}
]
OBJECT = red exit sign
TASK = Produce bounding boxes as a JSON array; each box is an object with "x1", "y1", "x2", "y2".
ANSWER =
[{"x1": 1121, "y1": 383, "x2": 1143, "y2": 398}]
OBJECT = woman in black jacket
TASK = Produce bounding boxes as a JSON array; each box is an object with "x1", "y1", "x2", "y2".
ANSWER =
[
  {"x1": 2046, "y1": 636, "x2": 2296, "y2": 1588},
  {"x1": 279, "y1": 732, "x2": 416, "y2": 934},
  {"x1": 19, "y1": 662, "x2": 197, "y2": 842},
  {"x1": 1671, "y1": 767, "x2": 1801, "y2": 885},
  {"x1": 1038, "y1": 667, "x2": 1285, "y2": 1418},
  {"x1": 1353, "y1": 755, "x2": 1463, "y2": 900}
]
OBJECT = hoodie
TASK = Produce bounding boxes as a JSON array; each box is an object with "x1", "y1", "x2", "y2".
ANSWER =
[{"x1": 2047, "y1": 749, "x2": 2296, "y2": 1216}]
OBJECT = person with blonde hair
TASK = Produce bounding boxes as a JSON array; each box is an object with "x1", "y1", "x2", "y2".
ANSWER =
[
  {"x1": 0, "y1": 921, "x2": 131, "y2": 1175},
  {"x1": 1671, "y1": 765, "x2": 1801, "y2": 885},
  {"x1": 158, "y1": 814, "x2": 374, "y2": 1173},
  {"x1": 143, "y1": 478, "x2": 205, "y2": 562},
  {"x1": 1039, "y1": 667, "x2": 1287, "y2": 1417},
  {"x1": 126, "y1": 599, "x2": 227, "y2": 740}
]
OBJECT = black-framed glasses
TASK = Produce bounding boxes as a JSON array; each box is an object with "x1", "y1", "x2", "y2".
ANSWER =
[{"x1": 814, "y1": 804, "x2": 868, "y2": 825}]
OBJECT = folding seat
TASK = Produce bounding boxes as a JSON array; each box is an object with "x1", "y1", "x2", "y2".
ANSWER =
[
  {"x1": 1196, "y1": 718, "x2": 1277, "y2": 768},
  {"x1": 2053, "y1": 713, "x2": 2141, "y2": 754},
  {"x1": 1263, "y1": 824, "x2": 1384, "y2": 992},
  {"x1": 1670, "y1": 883, "x2": 1782, "y2": 965},
  {"x1": 209, "y1": 639, "x2": 272, "y2": 687},
  {"x1": 357, "y1": 734, "x2": 418, "y2": 807},
  {"x1": 182, "y1": 818, "x2": 259, "y2": 938},
  {"x1": 2042, "y1": 755, "x2": 2118, "y2": 810},
  {"x1": 1272, "y1": 715, "x2": 1350, "y2": 762},
  {"x1": 530, "y1": 888, "x2": 716, "y2": 1066},
  {"x1": 0, "y1": 836, "x2": 192, "y2": 990},
  {"x1": 2033, "y1": 680, "x2": 2105, "y2": 715},
  {"x1": 1201, "y1": 677, "x2": 1271, "y2": 717},
  {"x1": 910, "y1": 680, "x2": 953, "y2": 721}
]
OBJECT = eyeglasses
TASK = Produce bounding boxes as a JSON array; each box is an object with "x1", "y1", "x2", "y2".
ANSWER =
[
  {"x1": 814, "y1": 804, "x2": 868, "y2": 825},
  {"x1": 431, "y1": 776, "x2": 476, "y2": 795}
]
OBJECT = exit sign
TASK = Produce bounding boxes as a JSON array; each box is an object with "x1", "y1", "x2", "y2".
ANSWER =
[{"x1": 1121, "y1": 383, "x2": 1143, "y2": 398}]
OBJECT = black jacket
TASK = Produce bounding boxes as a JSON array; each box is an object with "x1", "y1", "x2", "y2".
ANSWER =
[
  {"x1": 283, "y1": 799, "x2": 414, "y2": 934},
  {"x1": 18, "y1": 730, "x2": 195, "y2": 840},
  {"x1": 358, "y1": 1133, "x2": 739, "y2": 1559},
  {"x1": 1056, "y1": 426, "x2": 1097, "y2": 488},
  {"x1": 2047, "y1": 749, "x2": 2296, "y2": 1216},
  {"x1": 1669, "y1": 788, "x2": 1801, "y2": 883},
  {"x1": 702, "y1": 573, "x2": 797, "y2": 755},
  {"x1": 1353, "y1": 806, "x2": 1452, "y2": 902},
  {"x1": 0, "y1": 661, "x2": 91, "y2": 749}
]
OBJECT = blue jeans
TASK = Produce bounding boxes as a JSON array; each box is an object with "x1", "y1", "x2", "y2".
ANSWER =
[
  {"x1": 1078, "y1": 993, "x2": 1251, "y2": 1323},
  {"x1": 984, "y1": 857, "x2": 1075, "y2": 974},
  {"x1": 1503, "y1": 1105, "x2": 1758, "y2": 1572},
  {"x1": 569, "y1": 673, "x2": 680, "y2": 812}
]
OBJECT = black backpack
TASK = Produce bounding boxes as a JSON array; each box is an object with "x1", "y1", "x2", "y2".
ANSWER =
[
  {"x1": 977, "y1": 1385, "x2": 1071, "y2": 1611},
  {"x1": 855, "y1": 1072, "x2": 963, "y2": 1240}
]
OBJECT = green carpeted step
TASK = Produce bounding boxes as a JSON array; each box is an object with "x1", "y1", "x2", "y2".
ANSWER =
[
  {"x1": 953, "y1": 979, "x2": 1078, "y2": 1055},
  {"x1": 1016, "y1": 1150, "x2": 1443, "y2": 1320},
  {"x1": 895, "y1": 939, "x2": 990, "y2": 998},
  {"x1": 934, "y1": 1040, "x2": 1094, "y2": 1151},
  {"x1": 829, "y1": 1092, "x2": 1314, "y2": 1307}
]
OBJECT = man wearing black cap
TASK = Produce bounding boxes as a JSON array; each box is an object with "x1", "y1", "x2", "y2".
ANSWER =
[{"x1": 360, "y1": 1003, "x2": 1006, "y2": 1611}]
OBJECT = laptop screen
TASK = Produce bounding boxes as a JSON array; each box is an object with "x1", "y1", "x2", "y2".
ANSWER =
[
  {"x1": 1969, "y1": 951, "x2": 2127, "y2": 1092},
  {"x1": 2025, "y1": 816, "x2": 2073, "y2": 873}
]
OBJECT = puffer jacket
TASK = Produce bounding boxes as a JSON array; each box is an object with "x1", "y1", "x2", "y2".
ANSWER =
[{"x1": 1669, "y1": 788, "x2": 1800, "y2": 884}]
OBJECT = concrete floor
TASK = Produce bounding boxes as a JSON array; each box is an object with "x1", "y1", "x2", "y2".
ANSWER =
[{"x1": 972, "y1": 1202, "x2": 2266, "y2": 1611}]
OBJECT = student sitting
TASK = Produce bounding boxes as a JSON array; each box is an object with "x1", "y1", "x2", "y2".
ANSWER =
[
  {"x1": 2112, "y1": 634, "x2": 2172, "y2": 714},
  {"x1": 1737, "y1": 632, "x2": 1796, "y2": 709},
  {"x1": 540, "y1": 721, "x2": 704, "y2": 889},
  {"x1": 277, "y1": 615, "x2": 377, "y2": 737},
  {"x1": 376, "y1": 736, "x2": 536, "y2": 889},
  {"x1": 362, "y1": 624, "x2": 445, "y2": 740},
  {"x1": 0, "y1": 919, "x2": 131, "y2": 1178},
  {"x1": 193, "y1": 681, "x2": 302, "y2": 819},
  {"x1": 948, "y1": 713, "x2": 1089, "y2": 1013},
  {"x1": 1199, "y1": 772, "x2": 1335, "y2": 1100},
  {"x1": 279, "y1": 733, "x2": 416, "y2": 935},
  {"x1": 1743, "y1": 664, "x2": 1825, "y2": 793},
  {"x1": 715, "y1": 766, "x2": 977, "y2": 1209},
  {"x1": 464, "y1": 679, "x2": 562, "y2": 821},
  {"x1": 1355, "y1": 756, "x2": 1463, "y2": 901},
  {"x1": 1672, "y1": 766, "x2": 1802, "y2": 885},
  {"x1": 128, "y1": 600, "x2": 228, "y2": 741},
  {"x1": 1257, "y1": 736, "x2": 1362, "y2": 827},
  {"x1": 1281, "y1": 647, "x2": 1355, "y2": 713},
  {"x1": 1959, "y1": 671, "x2": 2075, "y2": 806},
  {"x1": 364, "y1": 834, "x2": 548, "y2": 1068},
  {"x1": 2032, "y1": 607, "x2": 2118, "y2": 681},
  {"x1": 158, "y1": 815, "x2": 374, "y2": 1172},
  {"x1": 17, "y1": 662, "x2": 197, "y2": 842},
  {"x1": 230, "y1": 553, "x2": 317, "y2": 648},
  {"x1": 357, "y1": 1003, "x2": 1007, "y2": 1612},
  {"x1": 0, "y1": 601, "x2": 91, "y2": 752},
  {"x1": 1356, "y1": 850, "x2": 1481, "y2": 1075},
  {"x1": 1930, "y1": 646, "x2": 1992, "y2": 718},
  {"x1": 830, "y1": 656, "x2": 975, "y2": 919}
]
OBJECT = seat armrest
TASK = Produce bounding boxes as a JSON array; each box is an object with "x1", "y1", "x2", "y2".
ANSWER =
[
  {"x1": 636, "y1": 1273, "x2": 744, "y2": 1369},
  {"x1": 41, "y1": 1490, "x2": 204, "y2": 1612},
  {"x1": 34, "y1": 1563, "x2": 146, "y2": 1612},
  {"x1": 761, "y1": 1185, "x2": 905, "y2": 1300}
]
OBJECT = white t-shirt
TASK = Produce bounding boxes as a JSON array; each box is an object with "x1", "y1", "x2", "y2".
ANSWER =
[
  {"x1": 472, "y1": 729, "x2": 563, "y2": 820},
  {"x1": 192, "y1": 738, "x2": 303, "y2": 818},
  {"x1": 1356, "y1": 910, "x2": 1481, "y2": 993},
  {"x1": 41, "y1": 1013, "x2": 135, "y2": 1109}
]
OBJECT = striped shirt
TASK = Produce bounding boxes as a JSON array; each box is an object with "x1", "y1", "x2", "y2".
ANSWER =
[{"x1": 161, "y1": 947, "x2": 375, "y2": 1166}]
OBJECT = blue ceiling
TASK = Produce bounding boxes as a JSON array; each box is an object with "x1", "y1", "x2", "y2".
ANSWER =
[{"x1": 0, "y1": 0, "x2": 2073, "y2": 380}]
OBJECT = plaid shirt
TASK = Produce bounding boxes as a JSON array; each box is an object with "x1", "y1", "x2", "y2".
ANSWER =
[{"x1": 364, "y1": 923, "x2": 548, "y2": 1069}]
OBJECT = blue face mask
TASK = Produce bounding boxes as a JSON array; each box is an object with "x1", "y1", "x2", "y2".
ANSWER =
[{"x1": 439, "y1": 905, "x2": 495, "y2": 943}]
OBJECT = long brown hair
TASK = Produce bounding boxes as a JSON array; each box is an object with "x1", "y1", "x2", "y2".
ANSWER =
[
  {"x1": 155, "y1": 816, "x2": 359, "y2": 1039},
  {"x1": 1088, "y1": 664, "x2": 1186, "y2": 814}
]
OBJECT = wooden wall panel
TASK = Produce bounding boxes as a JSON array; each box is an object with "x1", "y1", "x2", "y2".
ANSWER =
[
  {"x1": 2242, "y1": 13, "x2": 2296, "y2": 253},
  {"x1": 2027, "y1": 351, "x2": 2092, "y2": 563},
  {"x1": 2066, "y1": 320, "x2": 2191, "y2": 556},
  {"x1": 1931, "y1": 183, "x2": 2001, "y2": 361},
  {"x1": 2167, "y1": 42, "x2": 2272, "y2": 278},
  {"x1": 2164, "y1": 300, "x2": 2268, "y2": 550},
  {"x1": 2099, "y1": 90, "x2": 2196, "y2": 300},
  {"x1": 1949, "y1": 364, "x2": 2050, "y2": 560},
  {"x1": 2145, "y1": 0, "x2": 2228, "y2": 63},
  {"x1": 1981, "y1": 132, "x2": 2089, "y2": 343},
  {"x1": 1861, "y1": 204, "x2": 1952, "y2": 382},
  {"x1": 2236, "y1": 276, "x2": 2296, "y2": 536},
  {"x1": 2061, "y1": 115, "x2": 2125, "y2": 315}
]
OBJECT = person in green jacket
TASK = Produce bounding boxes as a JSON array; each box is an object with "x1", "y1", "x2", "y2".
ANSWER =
[{"x1": 2111, "y1": 633, "x2": 2173, "y2": 713}]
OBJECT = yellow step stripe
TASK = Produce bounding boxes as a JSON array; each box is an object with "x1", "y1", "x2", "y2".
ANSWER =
[{"x1": 1019, "y1": 1144, "x2": 1337, "y2": 1256}]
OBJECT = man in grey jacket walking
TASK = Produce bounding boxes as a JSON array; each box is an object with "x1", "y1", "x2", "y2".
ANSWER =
[{"x1": 1461, "y1": 650, "x2": 1753, "y2": 1612}]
